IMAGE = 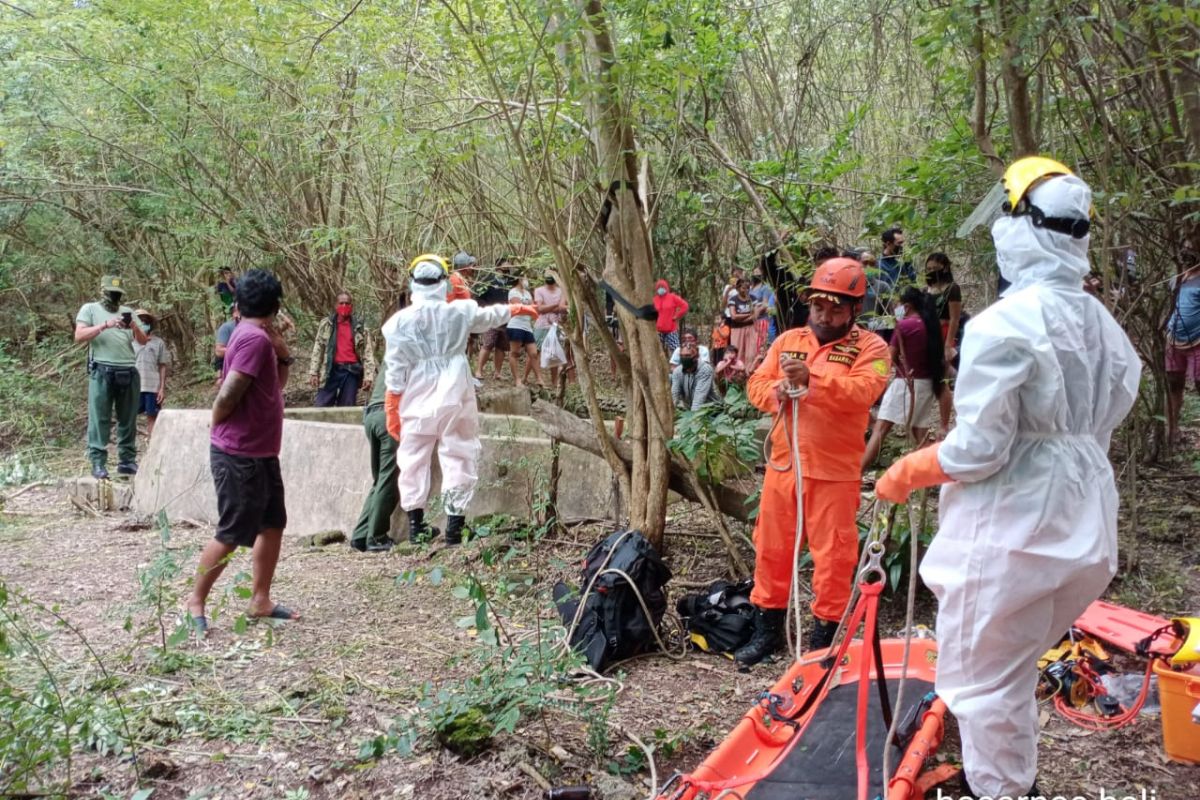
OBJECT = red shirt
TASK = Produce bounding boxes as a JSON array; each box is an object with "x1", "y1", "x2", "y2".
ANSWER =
[
  {"x1": 893, "y1": 316, "x2": 930, "y2": 379},
  {"x1": 334, "y1": 317, "x2": 357, "y2": 364}
]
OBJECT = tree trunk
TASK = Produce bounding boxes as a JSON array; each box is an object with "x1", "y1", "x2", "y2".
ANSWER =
[
  {"x1": 575, "y1": 0, "x2": 673, "y2": 551},
  {"x1": 528, "y1": 400, "x2": 754, "y2": 524}
]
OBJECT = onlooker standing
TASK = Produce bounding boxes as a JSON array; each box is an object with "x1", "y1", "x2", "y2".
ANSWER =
[
  {"x1": 710, "y1": 312, "x2": 731, "y2": 366},
  {"x1": 507, "y1": 273, "x2": 544, "y2": 388},
  {"x1": 878, "y1": 227, "x2": 916, "y2": 290},
  {"x1": 74, "y1": 275, "x2": 149, "y2": 479},
  {"x1": 861, "y1": 288, "x2": 949, "y2": 471},
  {"x1": 133, "y1": 309, "x2": 171, "y2": 438},
  {"x1": 449, "y1": 251, "x2": 477, "y2": 302},
  {"x1": 924, "y1": 252, "x2": 965, "y2": 366},
  {"x1": 214, "y1": 304, "x2": 240, "y2": 376},
  {"x1": 186, "y1": 269, "x2": 299, "y2": 635},
  {"x1": 750, "y1": 268, "x2": 777, "y2": 349},
  {"x1": 726, "y1": 278, "x2": 760, "y2": 368},
  {"x1": 1166, "y1": 251, "x2": 1200, "y2": 450},
  {"x1": 351, "y1": 374, "x2": 398, "y2": 553},
  {"x1": 653, "y1": 279, "x2": 689, "y2": 354},
  {"x1": 214, "y1": 268, "x2": 237, "y2": 314},
  {"x1": 534, "y1": 272, "x2": 568, "y2": 386},
  {"x1": 475, "y1": 257, "x2": 514, "y2": 379},
  {"x1": 308, "y1": 291, "x2": 376, "y2": 407},
  {"x1": 670, "y1": 340, "x2": 721, "y2": 411}
]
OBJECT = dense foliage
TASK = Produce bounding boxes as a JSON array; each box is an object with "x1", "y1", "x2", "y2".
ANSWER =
[{"x1": 1, "y1": 0, "x2": 1197, "y2": 456}]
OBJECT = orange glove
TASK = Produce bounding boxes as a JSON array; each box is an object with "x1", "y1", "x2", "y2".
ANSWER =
[
  {"x1": 509, "y1": 303, "x2": 539, "y2": 320},
  {"x1": 385, "y1": 391, "x2": 403, "y2": 441},
  {"x1": 875, "y1": 443, "x2": 951, "y2": 503}
]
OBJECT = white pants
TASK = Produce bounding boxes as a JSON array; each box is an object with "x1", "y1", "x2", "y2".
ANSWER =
[
  {"x1": 396, "y1": 404, "x2": 481, "y2": 515},
  {"x1": 925, "y1": 478, "x2": 1118, "y2": 796}
]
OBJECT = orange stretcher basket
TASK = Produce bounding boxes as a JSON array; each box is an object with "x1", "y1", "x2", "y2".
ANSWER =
[{"x1": 655, "y1": 637, "x2": 954, "y2": 800}]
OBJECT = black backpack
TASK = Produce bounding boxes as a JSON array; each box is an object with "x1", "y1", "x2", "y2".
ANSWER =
[
  {"x1": 676, "y1": 578, "x2": 755, "y2": 656},
  {"x1": 553, "y1": 530, "x2": 672, "y2": 671}
]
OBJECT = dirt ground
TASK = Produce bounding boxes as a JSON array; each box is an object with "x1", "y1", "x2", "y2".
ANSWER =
[{"x1": 1, "y1": 388, "x2": 1198, "y2": 799}]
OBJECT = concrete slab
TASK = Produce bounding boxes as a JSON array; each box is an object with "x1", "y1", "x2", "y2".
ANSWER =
[
  {"x1": 133, "y1": 408, "x2": 618, "y2": 541},
  {"x1": 67, "y1": 476, "x2": 133, "y2": 513}
]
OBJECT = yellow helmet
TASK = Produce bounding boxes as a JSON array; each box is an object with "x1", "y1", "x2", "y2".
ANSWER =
[
  {"x1": 1001, "y1": 156, "x2": 1074, "y2": 213},
  {"x1": 1001, "y1": 155, "x2": 1091, "y2": 239},
  {"x1": 408, "y1": 253, "x2": 449, "y2": 277},
  {"x1": 1170, "y1": 617, "x2": 1200, "y2": 666}
]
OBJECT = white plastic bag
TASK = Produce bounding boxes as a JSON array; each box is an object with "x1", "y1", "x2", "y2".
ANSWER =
[{"x1": 540, "y1": 323, "x2": 568, "y2": 369}]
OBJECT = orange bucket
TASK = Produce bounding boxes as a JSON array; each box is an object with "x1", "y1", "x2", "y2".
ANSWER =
[{"x1": 1153, "y1": 658, "x2": 1200, "y2": 764}]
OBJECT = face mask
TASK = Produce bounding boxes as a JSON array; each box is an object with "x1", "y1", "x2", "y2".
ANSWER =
[
  {"x1": 894, "y1": 304, "x2": 907, "y2": 320},
  {"x1": 893, "y1": 243, "x2": 904, "y2": 255},
  {"x1": 103, "y1": 291, "x2": 122, "y2": 309},
  {"x1": 751, "y1": 275, "x2": 762, "y2": 285},
  {"x1": 926, "y1": 270, "x2": 951, "y2": 285},
  {"x1": 520, "y1": 278, "x2": 529, "y2": 289},
  {"x1": 656, "y1": 287, "x2": 667, "y2": 296},
  {"x1": 337, "y1": 302, "x2": 352, "y2": 317},
  {"x1": 680, "y1": 356, "x2": 697, "y2": 369},
  {"x1": 545, "y1": 279, "x2": 555, "y2": 286}
]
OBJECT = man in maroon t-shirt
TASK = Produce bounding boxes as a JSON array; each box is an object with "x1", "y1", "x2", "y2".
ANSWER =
[{"x1": 186, "y1": 269, "x2": 300, "y2": 635}]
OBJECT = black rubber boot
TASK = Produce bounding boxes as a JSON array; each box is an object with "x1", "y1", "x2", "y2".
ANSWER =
[
  {"x1": 733, "y1": 607, "x2": 786, "y2": 667},
  {"x1": 407, "y1": 509, "x2": 439, "y2": 544},
  {"x1": 350, "y1": 539, "x2": 368, "y2": 552},
  {"x1": 366, "y1": 537, "x2": 394, "y2": 552},
  {"x1": 808, "y1": 617, "x2": 838, "y2": 652},
  {"x1": 445, "y1": 514, "x2": 467, "y2": 546},
  {"x1": 117, "y1": 461, "x2": 138, "y2": 476}
]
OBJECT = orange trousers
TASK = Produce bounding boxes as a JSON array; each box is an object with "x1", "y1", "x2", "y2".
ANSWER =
[{"x1": 750, "y1": 468, "x2": 862, "y2": 622}]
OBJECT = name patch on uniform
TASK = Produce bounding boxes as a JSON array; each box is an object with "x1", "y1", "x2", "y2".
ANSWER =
[
  {"x1": 872, "y1": 359, "x2": 889, "y2": 376},
  {"x1": 781, "y1": 351, "x2": 807, "y2": 362},
  {"x1": 827, "y1": 353, "x2": 855, "y2": 366},
  {"x1": 831, "y1": 343, "x2": 861, "y2": 357}
]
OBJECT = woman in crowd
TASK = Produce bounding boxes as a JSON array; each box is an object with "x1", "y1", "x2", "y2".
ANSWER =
[
  {"x1": 507, "y1": 272, "x2": 544, "y2": 388},
  {"x1": 861, "y1": 287, "x2": 948, "y2": 470},
  {"x1": 726, "y1": 278, "x2": 760, "y2": 367}
]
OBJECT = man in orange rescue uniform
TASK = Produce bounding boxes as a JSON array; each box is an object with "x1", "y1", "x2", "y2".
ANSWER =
[{"x1": 735, "y1": 257, "x2": 890, "y2": 667}]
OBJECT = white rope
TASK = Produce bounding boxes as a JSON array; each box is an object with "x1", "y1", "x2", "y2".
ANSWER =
[{"x1": 764, "y1": 385, "x2": 810, "y2": 663}]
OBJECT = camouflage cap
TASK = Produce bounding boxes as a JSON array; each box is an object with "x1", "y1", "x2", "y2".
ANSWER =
[{"x1": 100, "y1": 275, "x2": 127, "y2": 294}]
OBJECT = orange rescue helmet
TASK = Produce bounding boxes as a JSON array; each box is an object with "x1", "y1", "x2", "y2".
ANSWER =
[{"x1": 804, "y1": 257, "x2": 867, "y2": 304}]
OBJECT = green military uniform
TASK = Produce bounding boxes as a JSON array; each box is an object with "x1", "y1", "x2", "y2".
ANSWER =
[
  {"x1": 76, "y1": 276, "x2": 146, "y2": 472},
  {"x1": 351, "y1": 379, "x2": 399, "y2": 549}
]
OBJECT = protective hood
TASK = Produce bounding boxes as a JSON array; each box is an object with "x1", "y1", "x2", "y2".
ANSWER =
[
  {"x1": 655, "y1": 279, "x2": 670, "y2": 293},
  {"x1": 410, "y1": 277, "x2": 449, "y2": 305},
  {"x1": 992, "y1": 174, "x2": 1091, "y2": 294}
]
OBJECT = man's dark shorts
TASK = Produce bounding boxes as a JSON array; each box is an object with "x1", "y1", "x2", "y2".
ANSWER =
[
  {"x1": 139, "y1": 392, "x2": 160, "y2": 417},
  {"x1": 210, "y1": 445, "x2": 287, "y2": 547}
]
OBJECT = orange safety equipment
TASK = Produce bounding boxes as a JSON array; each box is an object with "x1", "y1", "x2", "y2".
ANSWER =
[
  {"x1": 752, "y1": 472, "x2": 861, "y2": 619},
  {"x1": 747, "y1": 325, "x2": 889, "y2": 616},
  {"x1": 875, "y1": 442, "x2": 951, "y2": 503},
  {"x1": 803, "y1": 256, "x2": 868, "y2": 303},
  {"x1": 447, "y1": 271, "x2": 472, "y2": 302},
  {"x1": 385, "y1": 390, "x2": 403, "y2": 441},
  {"x1": 508, "y1": 303, "x2": 539, "y2": 320}
]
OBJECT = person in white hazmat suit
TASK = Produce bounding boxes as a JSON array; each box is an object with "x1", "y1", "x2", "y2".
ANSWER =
[
  {"x1": 876, "y1": 158, "x2": 1141, "y2": 798},
  {"x1": 383, "y1": 254, "x2": 539, "y2": 544}
]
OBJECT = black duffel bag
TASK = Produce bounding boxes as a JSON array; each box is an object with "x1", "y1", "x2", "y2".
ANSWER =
[{"x1": 675, "y1": 578, "x2": 756, "y2": 656}]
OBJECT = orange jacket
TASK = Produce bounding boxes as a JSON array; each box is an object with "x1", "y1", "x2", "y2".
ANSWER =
[
  {"x1": 748, "y1": 325, "x2": 890, "y2": 481},
  {"x1": 447, "y1": 271, "x2": 472, "y2": 303}
]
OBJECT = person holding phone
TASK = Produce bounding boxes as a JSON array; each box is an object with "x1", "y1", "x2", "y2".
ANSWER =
[{"x1": 74, "y1": 275, "x2": 149, "y2": 479}]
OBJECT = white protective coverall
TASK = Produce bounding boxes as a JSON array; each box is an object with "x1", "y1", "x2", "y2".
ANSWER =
[
  {"x1": 382, "y1": 276, "x2": 512, "y2": 515},
  {"x1": 922, "y1": 175, "x2": 1141, "y2": 796}
]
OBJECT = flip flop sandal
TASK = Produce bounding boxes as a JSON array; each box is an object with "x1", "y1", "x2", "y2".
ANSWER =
[
  {"x1": 252, "y1": 604, "x2": 300, "y2": 621},
  {"x1": 185, "y1": 612, "x2": 209, "y2": 638}
]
